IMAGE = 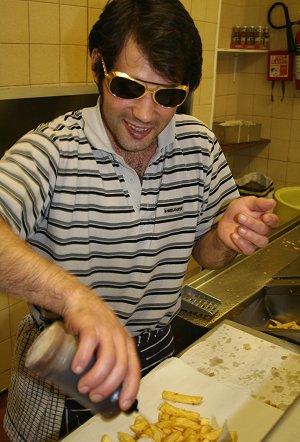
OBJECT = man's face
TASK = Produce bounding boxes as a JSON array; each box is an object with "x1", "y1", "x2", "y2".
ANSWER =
[{"x1": 95, "y1": 38, "x2": 177, "y2": 155}]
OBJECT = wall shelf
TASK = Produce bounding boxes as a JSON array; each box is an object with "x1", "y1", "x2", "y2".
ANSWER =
[
  {"x1": 217, "y1": 48, "x2": 268, "y2": 81},
  {"x1": 217, "y1": 48, "x2": 268, "y2": 54},
  {"x1": 221, "y1": 138, "x2": 271, "y2": 153},
  {"x1": 0, "y1": 85, "x2": 98, "y2": 101}
]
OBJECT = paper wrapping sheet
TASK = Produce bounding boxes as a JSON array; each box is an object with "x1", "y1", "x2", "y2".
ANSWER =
[
  {"x1": 62, "y1": 357, "x2": 282, "y2": 442},
  {"x1": 181, "y1": 323, "x2": 300, "y2": 410}
]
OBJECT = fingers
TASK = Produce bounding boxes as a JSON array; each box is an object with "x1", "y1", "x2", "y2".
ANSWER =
[
  {"x1": 231, "y1": 231, "x2": 256, "y2": 255},
  {"x1": 118, "y1": 338, "x2": 141, "y2": 410},
  {"x1": 262, "y1": 212, "x2": 279, "y2": 228},
  {"x1": 237, "y1": 212, "x2": 272, "y2": 237},
  {"x1": 219, "y1": 197, "x2": 279, "y2": 255},
  {"x1": 75, "y1": 329, "x2": 120, "y2": 396},
  {"x1": 232, "y1": 210, "x2": 278, "y2": 255},
  {"x1": 65, "y1": 293, "x2": 141, "y2": 410},
  {"x1": 245, "y1": 195, "x2": 277, "y2": 213},
  {"x1": 231, "y1": 225, "x2": 268, "y2": 255},
  {"x1": 84, "y1": 336, "x2": 141, "y2": 411},
  {"x1": 78, "y1": 333, "x2": 131, "y2": 401},
  {"x1": 71, "y1": 328, "x2": 100, "y2": 377},
  {"x1": 237, "y1": 203, "x2": 278, "y2": 235}
]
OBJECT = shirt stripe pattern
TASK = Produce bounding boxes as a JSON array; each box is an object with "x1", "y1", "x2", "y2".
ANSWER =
[{"x1": 0, "y1": 107, "x2": 239, "y2": 335}]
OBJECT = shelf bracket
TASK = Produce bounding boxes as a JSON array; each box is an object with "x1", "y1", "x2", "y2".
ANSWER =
[{"x1": 233, "y1": 53, "x2": 239, "y2": 82}]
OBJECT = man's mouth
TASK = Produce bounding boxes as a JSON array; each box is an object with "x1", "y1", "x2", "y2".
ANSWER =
[
  {"x1": 126, "y1": 121, "x2": 152, "y2": 138},
  {"x1": 128, "y1": 123, "x2": 148, "y2": 132}
]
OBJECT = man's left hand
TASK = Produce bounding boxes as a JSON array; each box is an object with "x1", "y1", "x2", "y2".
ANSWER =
[{"x1": 217, "y1": 196, "x2": 279, "y2": 255}]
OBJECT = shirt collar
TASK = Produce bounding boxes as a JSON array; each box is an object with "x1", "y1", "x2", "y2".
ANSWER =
[{"x1": 82, "y1": 100, "x2": 114, "y2": 153}]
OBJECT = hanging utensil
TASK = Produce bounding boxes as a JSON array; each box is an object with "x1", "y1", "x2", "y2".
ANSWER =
[{"x1": 268, "y1": 2, "x2": 300, "y2": 53}]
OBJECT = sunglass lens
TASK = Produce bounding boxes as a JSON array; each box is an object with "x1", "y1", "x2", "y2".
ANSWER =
[
  {"x1": 110, "y1": 77, "x2": 145, "y2": 99},
  {"x1": 155, "y1": 88, "x2": 187, "y2": 107}
]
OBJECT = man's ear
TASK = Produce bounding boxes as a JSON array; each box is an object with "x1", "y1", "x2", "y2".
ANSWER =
[{"x1": 90, "y1": 48, "x2": 101, "y2": 84}]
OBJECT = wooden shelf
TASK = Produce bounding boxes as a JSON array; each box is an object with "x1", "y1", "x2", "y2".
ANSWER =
[
  {"x1": 217, "y1": 48, "x2": 268, "y2": 81},
  {"x1": 221, "y1": 138, "x2": 271, "y2": 153}
]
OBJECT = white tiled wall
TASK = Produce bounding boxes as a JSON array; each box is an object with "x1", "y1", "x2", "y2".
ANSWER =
[
  {"x1": 0, "y1": 0, "x2": 220, "y2": 123},
  {"x1": 184, "y1": 0, "x2": 221, "y2": 125},
  {"x1": 215, "y1": 0, "x2": 300, "y2": 189}
]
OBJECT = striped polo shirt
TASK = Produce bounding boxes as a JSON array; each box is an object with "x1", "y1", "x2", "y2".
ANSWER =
[{"x1": 0, "y1": 104, "x2": 239, "y2": 336}]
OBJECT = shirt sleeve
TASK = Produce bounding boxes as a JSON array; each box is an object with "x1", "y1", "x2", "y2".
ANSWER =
[
  {"x1": 0, "y1": 130, "x2": 59, "y2": 239},
  {"x1": 195, "y1": 135, "x2": 240, "y2": 240}
]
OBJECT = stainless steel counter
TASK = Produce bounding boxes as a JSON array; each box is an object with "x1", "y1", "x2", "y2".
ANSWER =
[{"x1": 180, "y1": 216, "x2": 300, "y2": 328}]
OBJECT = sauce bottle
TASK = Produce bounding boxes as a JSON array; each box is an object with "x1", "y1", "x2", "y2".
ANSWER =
[{"x1": 25, "y1": 321, "x2": 137, "y2": 419}]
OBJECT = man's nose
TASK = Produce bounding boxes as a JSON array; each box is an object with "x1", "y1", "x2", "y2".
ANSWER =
[{"x1": 131, "y1": 91, "x2": 157, "y2": 122}]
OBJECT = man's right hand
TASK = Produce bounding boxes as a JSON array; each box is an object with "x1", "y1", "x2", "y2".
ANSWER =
[{"x1": 63, "y1": 289, "x2": 141, "y2": 411}]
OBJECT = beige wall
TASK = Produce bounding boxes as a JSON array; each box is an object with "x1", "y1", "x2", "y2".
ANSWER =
[
  {"x1": 183, "y1": 0, "x2": 221, "y2": 125},
  {"x1": 0, "y1": 0, "x2": 220, "y2": 392},
  {"x1": 0, "y1": 0, "x2": 220, "y2": 127},
  {"x1": 215, "y1": 0, "x2": 300, "y2": 190},
  {"x1": 0, "y1": 0, "x2": 106, "y2": 89}
]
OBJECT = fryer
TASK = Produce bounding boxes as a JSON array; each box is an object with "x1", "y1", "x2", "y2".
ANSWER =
[{"x1": 233, "y1": 256, "x2": 300, "y2": 344}]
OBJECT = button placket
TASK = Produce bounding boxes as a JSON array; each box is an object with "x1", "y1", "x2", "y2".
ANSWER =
[{"x1": 117, "y1": 163, "x2": 141, "y2": 213}]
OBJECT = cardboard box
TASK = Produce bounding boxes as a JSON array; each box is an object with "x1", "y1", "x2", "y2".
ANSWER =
[{"x1": 213, "y1": 120, "x2": 261, "y2": 144}]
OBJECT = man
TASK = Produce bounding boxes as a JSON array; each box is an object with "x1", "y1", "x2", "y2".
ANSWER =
[{"x1": 2, "y1": 0, "x2": 278, "y2": 440}]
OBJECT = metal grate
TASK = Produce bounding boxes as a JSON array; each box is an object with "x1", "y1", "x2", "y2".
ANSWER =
[{"x1": 181, "y1": 286, "x2": 221, "y2": 317}]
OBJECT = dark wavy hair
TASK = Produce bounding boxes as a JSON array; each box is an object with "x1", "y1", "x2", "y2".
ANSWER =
[{"x1": 88, "y1": 0, "x2": 202, "y2": 91}]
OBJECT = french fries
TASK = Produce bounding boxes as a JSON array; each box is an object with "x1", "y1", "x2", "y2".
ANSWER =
[
  {"x1": 130, "y1": 415, "x2": 151, "y2": 434},
  {"x1": 268, "y1": 319, "x2": 300, "y2": 330},
  {"x1": 162, "y1": 391, "x2": 202, "y2": 405},
  {"x1": 117, "y1": 433, "x2": 136, "y2": 442},
  {"x1": 101, "y1": 435, "x2": 113, "y2": 442},
  {"x1": 100, "y1": 391, "x2": 237, "y2": 442},
  {"x1": 159, "y1": 402, "x2": 200, "y2": 422}
]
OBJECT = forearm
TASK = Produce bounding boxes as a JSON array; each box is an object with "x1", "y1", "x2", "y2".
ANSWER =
[
  {"x1": 192, "y1": 227, "x2": 237, "y2": 270},
  {"x1": 0, "y1": 216, "x2": 92, "y2": 316}
]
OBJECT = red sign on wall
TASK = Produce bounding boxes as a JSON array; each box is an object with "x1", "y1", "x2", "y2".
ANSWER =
[{"x1": 267, "y1": 51, "x2": 293, "y2": 81}]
